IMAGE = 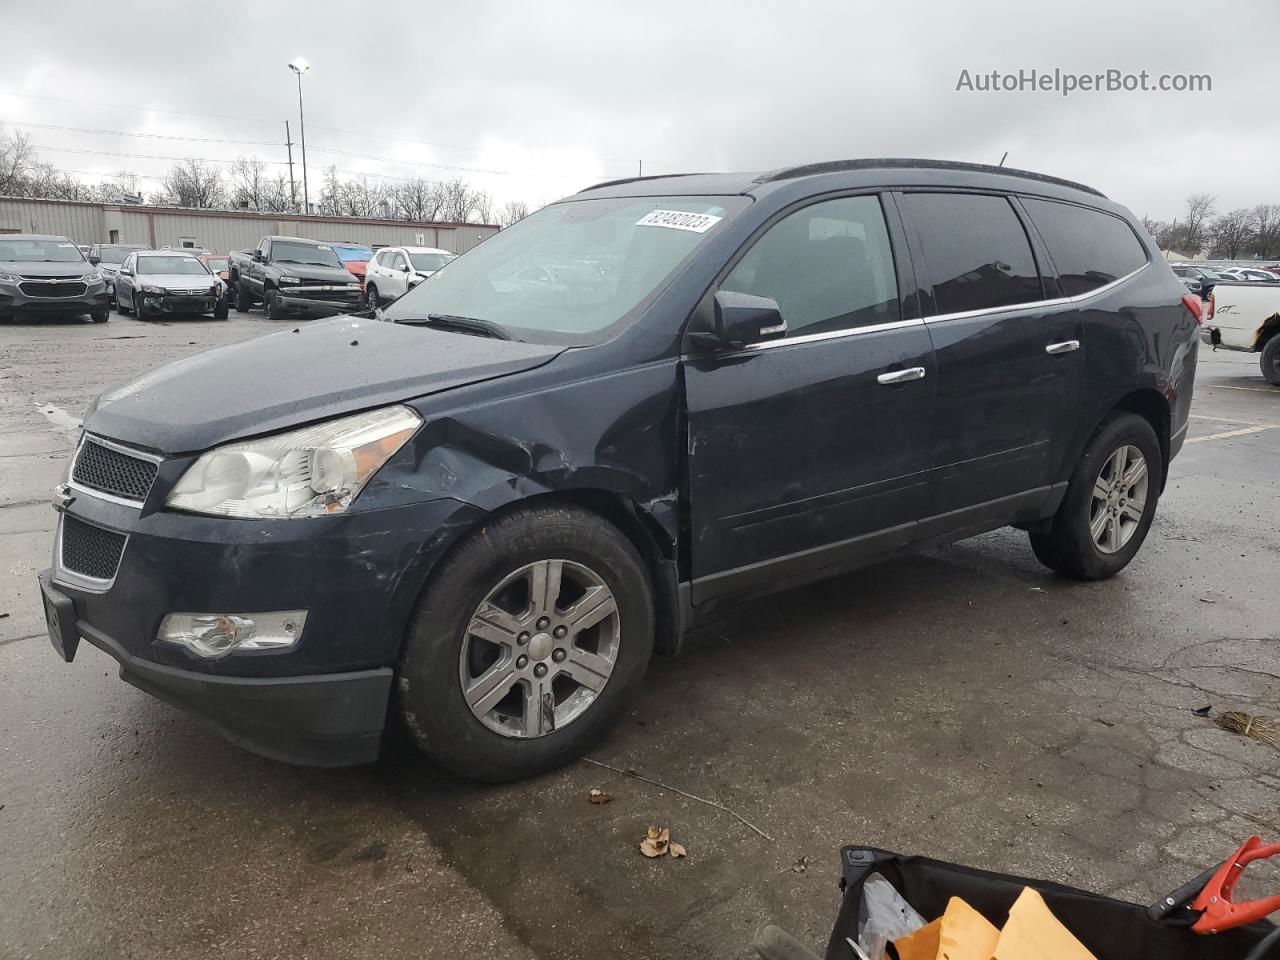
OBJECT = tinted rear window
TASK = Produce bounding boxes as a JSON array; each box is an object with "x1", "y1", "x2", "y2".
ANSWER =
[
  {"x1": 1022, "y1": 198, "x2": 1148, "y2": 296},
  {"x1": 903, "y1": 193, "x2": 1042, "y2": 314}
]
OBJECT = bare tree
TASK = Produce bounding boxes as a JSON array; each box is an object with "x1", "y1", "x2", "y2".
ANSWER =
[
  {"x1": 159, "y1": 159, "x2": 225, "y2": 208},
  {"x1": 0, "y1": 127, "x2": 35, "y2": 194},
  {"x1": 1250, "y1": 203, "x2": 1280, "y2": 259},
  {"x1": 1208, "y1": 209, "x2": 1254, "y2": 259},
  {"x1": 392, "y1": 177, "x2": 443, "y2": 221},
  {"x1": 498, "y1": 200, "x2": 531, "y2": 228},
  {"x1": 229, "y1": 156, "x2": 271, "y2": 210},
  {"x1": 1183, "y1": 193, "x2": 1217, "y2": 253},
  {"x1": 437, "y1": 176, "x2": 475, "y2": 222}
]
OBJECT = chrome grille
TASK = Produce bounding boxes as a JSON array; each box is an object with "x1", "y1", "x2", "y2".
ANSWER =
[
  {"x1": 19, "y1": 280, "x2": 87, "y2": 298},
  {"x1": 72, "y1": 438, "x2": 158, "y2": 503},
  {"x1": 61, "y1": 515, "x2": 126, "y2": 581}
]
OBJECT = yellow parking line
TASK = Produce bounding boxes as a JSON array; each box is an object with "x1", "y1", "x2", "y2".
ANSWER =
[{"x1": 1184, "y1": 425, "x2": 1276, "y2": 444}]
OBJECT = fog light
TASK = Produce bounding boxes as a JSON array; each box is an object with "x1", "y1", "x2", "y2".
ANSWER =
[{"x1": 157, "y1": 611, "x2": 306, "y2": 659}]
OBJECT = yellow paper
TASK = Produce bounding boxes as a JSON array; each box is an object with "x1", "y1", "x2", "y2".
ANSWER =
[
  {"x1": 993, "y1": 888, "x2": 1098, "y2": 960},
  {"x1": 893, "y1": 897, "x2": 999, "y2": 960}
]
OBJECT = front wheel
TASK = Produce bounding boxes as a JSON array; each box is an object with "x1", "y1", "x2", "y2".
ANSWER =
[
  {"x1": 1261, "y1": 335, "x2": 1280, "y2": 387},
  {"x1": 264, "y1": 288, "x2": 283, "y2": 319},
  {"x1": 365, "y1": 284, "x2": 379, "y2": 309},
  {"x1": 213, "y1": 298, "x2": 229, "y2": 320},
  {"x1": 1030, "y1": 412, "x2": 1163, "y2": 580},
  {"x1": 398, "y1": 503, "x2": 655, "y2": 782},
  {"x1": 114, "y1": 287, "x2": 130, "y2": 314},
  {"x1": 90, "y1": 310, "x2": 109, "y2": 324},
  {"x1": 132, "y1": 293, "x2": 147, "y2": 320}
]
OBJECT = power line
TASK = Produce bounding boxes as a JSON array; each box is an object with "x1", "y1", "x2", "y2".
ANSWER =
[
  {"x1": 0, "y1": 118, "x2": 279, "y2": 147},
  {"x1": 0, "y1": 93, "x2": 282, "y2": 127},
  {"x1": 30, "y1": 144, "x2": 289, "y2": 165}
]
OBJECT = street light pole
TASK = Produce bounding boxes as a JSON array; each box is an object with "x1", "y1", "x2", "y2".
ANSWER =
[{"x1": 288, "y1": 58, "x2": 310, "y2": 215}]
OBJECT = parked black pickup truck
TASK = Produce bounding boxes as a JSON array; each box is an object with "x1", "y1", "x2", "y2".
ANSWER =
[{"x1": 228, "y1": 236, "x2": 364, "y2": 319}]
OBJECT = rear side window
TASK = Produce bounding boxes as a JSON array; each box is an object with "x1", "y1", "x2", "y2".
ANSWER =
[
  {"x1": 1022, "y1": 198, "x2": 1148, "y2": 296},
  {"x1": 902, "y1": 193, "x2": 1042, "y2": 315},
  {"x1": 721, "y1": 195, "x2": 900, "y2": 336}
]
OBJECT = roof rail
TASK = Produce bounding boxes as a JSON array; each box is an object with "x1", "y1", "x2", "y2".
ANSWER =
[
  {"x1": 754, "y1": 158, "x2": 1106, "y2": 198},
  {"x1": 577, "y1": 172, "x2": 711, "y2": 193}
]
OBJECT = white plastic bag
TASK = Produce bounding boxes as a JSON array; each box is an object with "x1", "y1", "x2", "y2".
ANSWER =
[{"x1": 856, "y1": 872, "x2": 927, "y2": 960}]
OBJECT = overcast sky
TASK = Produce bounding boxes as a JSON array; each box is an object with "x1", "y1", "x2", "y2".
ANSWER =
[{"x1": 1, "y1": 0, "x2": 1275, "y2": 219}]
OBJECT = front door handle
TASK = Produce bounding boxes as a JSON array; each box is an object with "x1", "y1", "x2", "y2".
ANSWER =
[
  {"x1": 1045, "y1": 339, "x2": 1081, "y2": 355},
  {"x1": 876, "y1": 366, "x2": 926, "y2": 385}
]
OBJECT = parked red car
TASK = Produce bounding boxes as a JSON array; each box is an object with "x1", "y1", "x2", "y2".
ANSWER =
[{"x1": 327, "y1": 242, "x2": 373, "y2": 290}]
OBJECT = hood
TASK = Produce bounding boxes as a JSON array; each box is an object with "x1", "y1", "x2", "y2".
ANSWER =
[
  {"x1": 1, "y1": 260, "x2": 94, "y2": 278},
  {"x1": 343, "y1": 261, "x2": 367, "y2": 277},
  {"x1": 85, "y1": 316, "x2": 565, "y2": 454},
  {"x1": 136, "y1": 273, "x2": 220, "y2": 290},
  {"x1": 278, "y1": 263, "x2": 358, "y2": 284}
]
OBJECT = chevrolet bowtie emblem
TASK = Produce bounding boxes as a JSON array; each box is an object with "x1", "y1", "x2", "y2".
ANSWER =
[{"x1": 52, "y1": 483, "x2": 75, "y2": 513}]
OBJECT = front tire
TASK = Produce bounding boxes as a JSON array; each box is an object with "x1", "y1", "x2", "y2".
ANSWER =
[
  {"x1": 1261, "y1": 335, "x2": 1280, "y2": 387},
  {"x1": 398, "y1": 503, "x2": 655, "y2": 782},
  {"x1": 365, "y1": 283, "x2": 379, "y2": 309},
  {"x1": 132, "y1": 293, "x2": 147, "y2": 320},
  {"x1": 115, "y1": 287, "x2": 130, "y2": 314},
  {"x1": 264, "y1": 287, "x2": 283, "y2": 320},
  {"x1": 90, "y1": 310, "x2": 109, "y2": 323},
  {"x1": 1030, "y1": 412, "x2": 1163, "y2": 580},
  {"x1": 213, "y1": 298, "x2": 229, "y2": 320}
]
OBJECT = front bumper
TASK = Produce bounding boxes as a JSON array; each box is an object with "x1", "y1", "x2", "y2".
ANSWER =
[
  {"x1": 278, "y1": 290, "x2": 363, "y2": 315},
  {"x1": 44, "y1": 481, "x2": 482, "y2": 765},
  {"x1": 138, "y1": 293, "x2": 218, "y2": 315},
  {"x1": 41, "y1": 570, "x2": 391, "y2": 766},
  {"x1": 0, "y1": 281, "x2": 109, "y2": 315}
]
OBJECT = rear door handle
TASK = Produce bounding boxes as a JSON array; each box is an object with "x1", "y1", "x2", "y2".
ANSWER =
[
  {"x1": 876, "y1": 366, "x2": 926, "y2": 385},
  {"x1": 1045, "y1": 339, "x2": 1080, "y2": 355}
]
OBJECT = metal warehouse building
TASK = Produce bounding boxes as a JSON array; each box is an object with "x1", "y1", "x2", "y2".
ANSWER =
[{"x1": 0, "y1": 196, "x2": 499, "y2": 254}]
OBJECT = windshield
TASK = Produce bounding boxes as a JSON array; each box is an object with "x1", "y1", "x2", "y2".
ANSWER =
[
  {"x1": 383, "y1": 196, "x2": 748, "y2": 343},
  {"x1": 332, "y1": 245, "x2": 373, "y2": 263},
  {"x1": 138, "y1": 256, "x2": 212, "y2": 276},
  {"x1": 98, "y1": 245, "x2": 145, "y2": 264},
  {"x1": 274, "y1": 241, "x2": 342, "y2": 268},
  {"x1": 0, "y1": 238, "x2": 85, "y2": 263},
  {"x1": 409, "y1": 252, "x2": 455, "y2": 272},
  {"x1": 205, "y1": 257, "x2": 229, "y2": 271}
]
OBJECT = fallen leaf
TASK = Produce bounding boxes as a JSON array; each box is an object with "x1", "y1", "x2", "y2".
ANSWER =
[
  {"x1": 669, "y1": 842, "x2": 687, "y2": 859},
  {"x1": 640, "y1": 826, "x2": 670, "y2": 858},
  {"x1": 588, "y1": 789, "x2": 613, "y2": 805}
]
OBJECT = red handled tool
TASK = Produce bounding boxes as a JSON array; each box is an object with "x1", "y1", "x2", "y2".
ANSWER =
[{"x1": 1188, "y1": 836, "x2": 1280, "y2": 934}]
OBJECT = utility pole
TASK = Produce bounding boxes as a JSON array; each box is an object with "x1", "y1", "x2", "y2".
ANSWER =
[
  {"x1": 285, "y1": 120, "x2": 297, "y2": 210},
  {"x1": 638, "y1": 159, "x2": 643, "y2": 177},
  {"x1": 289, "y1": 59, "x2": 311, "y2": 215}
]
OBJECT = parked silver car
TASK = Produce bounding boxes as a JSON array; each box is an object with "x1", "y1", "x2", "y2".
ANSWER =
[
  {"x1": 363, "y1": 246, "x2": 456, "y2": 307},
  {"x1": 112, "y1": 251, "x2": 227, "y2": 320}
]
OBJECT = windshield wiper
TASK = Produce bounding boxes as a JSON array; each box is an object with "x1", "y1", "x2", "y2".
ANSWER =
[{"x1": 393, "y1": 313, "x2": 513, "y2": 340}]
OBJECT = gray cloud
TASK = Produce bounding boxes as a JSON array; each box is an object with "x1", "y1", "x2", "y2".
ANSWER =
[{"x1": 1, "y1": 0, "x2": 1273, "y2": 217}]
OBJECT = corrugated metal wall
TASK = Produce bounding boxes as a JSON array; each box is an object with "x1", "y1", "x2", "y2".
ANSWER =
[
  {"x1": 0, "y1": 198, "x2": 498, "y2": 254},
  {"x1": 0, "y1": 198, "x2": 103, "y2": 241}
]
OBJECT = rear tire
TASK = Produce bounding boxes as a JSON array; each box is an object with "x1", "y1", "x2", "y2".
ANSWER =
[
  {"x1": 1261, "y1": 335, "x2": 1280, "y2": 387},
  {"x1": 234, "y1": 280, "x2": 253, "y2": 313},
  {"x1": 1030, "y1": 412, "x2": 1163, "y2": 581},
  {"x1": 398, "y1": 503, "x2": 655, "y2": 782}
]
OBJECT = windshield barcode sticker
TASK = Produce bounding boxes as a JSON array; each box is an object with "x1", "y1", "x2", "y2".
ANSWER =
[{"x1": 636, "y1": 210, "x2": 723, "y2": 233}]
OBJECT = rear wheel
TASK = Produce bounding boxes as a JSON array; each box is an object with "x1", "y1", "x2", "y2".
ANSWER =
[
  {"x1": 1261, "y1": 335, "x2": 1280, "y2": 387},
  {"x1": 398, "y1": 503, "x2": 655, "y2": 782},
  {"x1": 234, "y1": 280, "x2": 253, "y2": 313},
  {"x1": 1030, "y1": 412, "x2": 1162, "y2": 580}
]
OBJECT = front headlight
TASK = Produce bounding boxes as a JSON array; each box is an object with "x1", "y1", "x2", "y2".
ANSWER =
[
  {"x1": 278, "y1": 275, "x2": 302, "y2": 284},
  {"x1": 0, "y1": 272, "x2": 19, "y2": 284},
  {"x1": 166, "y1": 405, "x2": 421, "y2": 519},
  {"x1": 82, "y1": 270, "x2": 103, "y2": 282},
  {"x1": 141, "y1": 283, "x2": 167, "y2": 295}
]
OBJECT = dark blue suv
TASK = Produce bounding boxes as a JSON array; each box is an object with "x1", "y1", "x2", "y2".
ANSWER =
[{"x1": 39, "y1": 159, "x2": 1200, "y2": 780}]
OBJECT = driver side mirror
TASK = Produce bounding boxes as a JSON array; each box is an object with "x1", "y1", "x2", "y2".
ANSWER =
[
  {"x1": 88, "y1": 255, "x2": 100, "y2": 265},
  {"x1": 253, "y1": 250, "x2": 266, "y2": 263},
  {"x1": 400, "y1": 263, "x2": 412, "y2": 272},
  {"x1": 699, "y1": 290, "x2": 787, "y2": 350}
]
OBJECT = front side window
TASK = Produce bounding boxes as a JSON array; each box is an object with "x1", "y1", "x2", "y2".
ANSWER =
[
  {"x1": 1022, "y1": 198, "x2": 1148, "y2": 296},
  {"x1": 903, "y1": 193, "x2": 1042, "y2": 315},
  {"x1": 137, "y1": 256, "x2": 212, "y2": 276},
  {"x1": 383, "y1": 195, "x2": 750, "y2": 345},
  {"x1": 720, "y1": 195, "x2": 900, "y2": 336}
]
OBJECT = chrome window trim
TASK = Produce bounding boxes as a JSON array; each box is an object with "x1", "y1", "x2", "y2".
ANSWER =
[
  {"x1": 68, "y1": 433, "x2": 162, "y2": 508},
  {"x1": 52, "y1": 512, "x2": 128, "y2": 595},
  {"x1": 924, "y1": 262, "x2": 1149, "y2": 325},
  {"x1": 739, "y1": 317, "x2": 926, "y2": 353}
]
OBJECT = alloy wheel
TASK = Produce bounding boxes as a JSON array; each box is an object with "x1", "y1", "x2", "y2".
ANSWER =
[
  {"x1": 458, "y1": 559, "x2": 620, "y2": 739},
  {"x1": 1089, "y1": 444, "x2": 1148, "y2": 554}
]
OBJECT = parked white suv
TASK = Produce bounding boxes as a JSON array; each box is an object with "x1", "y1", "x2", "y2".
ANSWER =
[{"x1": 364, "y1": 246, "x2": 456, "y2": 307}]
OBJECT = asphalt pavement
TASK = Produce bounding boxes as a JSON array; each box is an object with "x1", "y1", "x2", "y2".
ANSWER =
[{"x1": 2, "y1": 310, "x2": 1277, "y2": 960}]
